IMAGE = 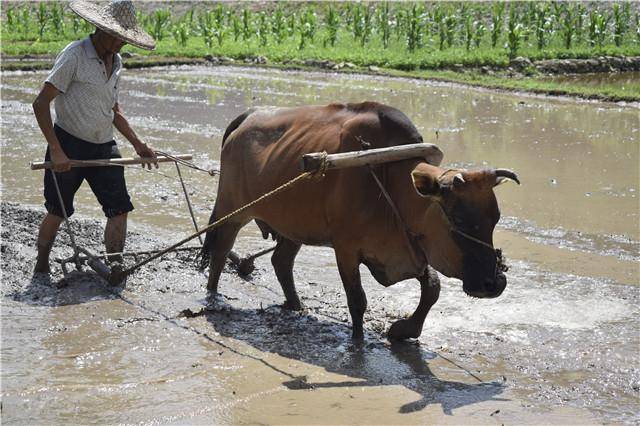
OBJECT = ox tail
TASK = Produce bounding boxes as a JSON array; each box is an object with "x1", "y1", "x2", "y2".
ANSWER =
[
  {"x1": 198, "y1": 208, "x2": 217, "y2": 271},
  {"x1": 221, "y1": 108, "x2": 256, "y2": 146}
]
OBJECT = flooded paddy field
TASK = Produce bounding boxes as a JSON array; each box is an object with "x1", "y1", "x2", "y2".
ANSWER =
[{"x1": 1, "y1": 66, "x2": 639, "y2": 424}]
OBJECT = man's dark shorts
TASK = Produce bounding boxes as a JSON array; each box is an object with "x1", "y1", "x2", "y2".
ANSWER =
[{"x1": 44, "y1": 125, "x2": 134, "y2": 218}]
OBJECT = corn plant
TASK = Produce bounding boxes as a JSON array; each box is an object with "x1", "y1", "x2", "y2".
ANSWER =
[
  {"x1": 212, "y1": 5, "x2": 226, "y2": 47},
  {"x1": 242, "y1": 9, "x2": 252, "y2": 41},
  {"x1": 36, "y1": 3, "x2": 48, "y2": 40},
  {"x1": 636, "y1": 12, "x2": 640, "y2": 43},
  {"x1": 474, "y1": 18, "x2": 486, "y2": 48},
  {"x1": 490, "y1": 2, "x2": 505, "y2": 48},
  {"x1": 323, "y1": 5, "x2": 339, "y2": 47},
  {"x1": 575, "y1": 4, "x2": 586, "y2": 43},
  {"x1": 149, "y1": 9, "x2": 170, "y2": 41},
  {"x1": 561, "y1": 5, "x2": 577, "y2": 49},
  {"x1": 257, "y1": 12, "x2": 269, "y2": 47},
  {"x1": 6, "y1": 6, "x2": 17, "y2": 33},
  {"x1": 198, "y1": 11, "x2": 215, "y2": 49},
  {"x1": 534, "y1": 3, "x2": 551, "y2": 50},
  {"x1": 298, "y1": 14, "x2": 313, "y2": 50},
  {"x1": 172, "y1": 22, "x2": 190, "y2": 47},
  {"x1": 230, "y1": 14, "x2": 242, "y2": 42},
  {"x1": 18, "y1": 5, "x2": 33, "y2": 39},
  {"x1": 287, "y1": 12, "x2": 297, "y2": 37},
  {"x1": 272, "y1": 8, "x2": 287, "y2": 44},
  {"x1": 613, "y1": 2, "x2": 631, "y2": 47},
  {"x1": 377, "y1": 2, "x2": 391, "y2": 49},
  {"x1": 360, "y1": 5, "x2": 373, "y2": 47},
  {"x1": 522, "y1": 2, "x2": 537, "y2": 42},
  {"x1": 551, "y1": 1, "x2": 563, "y2": 31},
  {"x1": 434, "y1": 6, "x2": 446, "y2": 50},
  {"x1": 50, "y1": 3, "x2": 66, "y2": 38},
  {"x1": 72, "y1": 13, "x2": 82, "y2": 35},
  {"x1": 304, "y1": 8, "x2": 318, "y2": 42},
  {"x1": 506, "y1": 6, "x2": 523, "y2": 59},
  {"x1": 444, "y1": 13, "x2": 456, "y2": 48},
  {"x1": 351, "y1": 4, "x2": 364, "y2": 41},
  {"x1": 588, "y1": 9, "x2": 610, "y2": 49},
  {"x1": 464, "y1": 15, "x2": 473, "y2": 51},
  {"x1": 395, "y1": 8, "x2": 406, "y2": 41},
  {"x1": 406, "y1": 3, "x2": 424, "y2": 53}
]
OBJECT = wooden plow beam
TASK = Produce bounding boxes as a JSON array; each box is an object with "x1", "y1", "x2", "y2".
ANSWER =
[{"x1": 30, "y1": 154, "x2": 193, "y2": 170}]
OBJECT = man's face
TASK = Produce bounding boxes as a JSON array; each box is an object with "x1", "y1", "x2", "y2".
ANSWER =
[{"x1": 97, "y1": 30, "x2": 126, "y2": 55}]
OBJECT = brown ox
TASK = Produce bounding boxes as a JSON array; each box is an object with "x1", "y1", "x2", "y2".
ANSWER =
[{"x1": 202, "y1": 102, "x2": 519, "y2": 340}]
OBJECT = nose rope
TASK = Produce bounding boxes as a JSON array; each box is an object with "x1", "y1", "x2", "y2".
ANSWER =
[{"x1": 430, "y1": 201, "x2": 509, "y2": 274}]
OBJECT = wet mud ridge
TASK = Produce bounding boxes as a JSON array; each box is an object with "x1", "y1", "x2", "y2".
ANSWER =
[{"x1": 2, "y1": 201, "x2": 639, "y2": 424}]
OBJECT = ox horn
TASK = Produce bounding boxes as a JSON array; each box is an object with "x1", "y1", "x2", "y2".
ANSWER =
[{"x1": 494, "y1": 169, "x2": 520, "y2": 186}]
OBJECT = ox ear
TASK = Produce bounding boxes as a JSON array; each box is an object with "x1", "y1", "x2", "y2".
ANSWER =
[{"x1": 411, "y1": 169, "x2": 442, "y2": 197}]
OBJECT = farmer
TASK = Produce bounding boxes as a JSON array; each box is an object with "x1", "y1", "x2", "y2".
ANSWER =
[{"x1": 32, "y1": 0, "x2": 157, "y2": 273}]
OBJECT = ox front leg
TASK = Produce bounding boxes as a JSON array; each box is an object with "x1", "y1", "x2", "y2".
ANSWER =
[
  {"x1": 335, "y1": 249, "x2": 367, "y2": 340},
  {"x1": 388, "y1": 266, "x2": 441, "y2": 341}
]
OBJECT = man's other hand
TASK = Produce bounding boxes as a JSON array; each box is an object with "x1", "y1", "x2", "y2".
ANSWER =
[{"x1": 135, "y1": 142, "x2": 158, "y2": 169}]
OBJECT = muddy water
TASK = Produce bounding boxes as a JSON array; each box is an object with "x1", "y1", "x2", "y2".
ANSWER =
[{"x1": 1, "y1": 66, "x2": 639, "y2": 424}]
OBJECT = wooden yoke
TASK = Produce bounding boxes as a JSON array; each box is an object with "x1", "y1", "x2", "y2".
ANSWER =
[{"x1": 301, "y1": 143, "x2": 443, "y2": 173}]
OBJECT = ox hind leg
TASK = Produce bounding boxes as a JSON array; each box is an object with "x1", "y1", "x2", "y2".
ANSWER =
[
  {"x1": 271, "y1": 237, "x2": 303, "y2": 311},
  {"x1": 206, "y1": 221, "x2": 243, "y2": 294},
  {"x1": 387, "y1": 266, "x2": 441, "y2": 341}
]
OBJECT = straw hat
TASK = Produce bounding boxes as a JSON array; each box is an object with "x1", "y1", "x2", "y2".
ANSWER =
[{"x1": 69, "y1": 0, "x2": 155, "y2": 50}]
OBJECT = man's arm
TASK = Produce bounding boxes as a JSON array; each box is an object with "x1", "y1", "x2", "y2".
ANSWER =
[
  {"x1": 112, "y1": 102, "x2": 157, "y2": 169},
  {"x1": 32, "y1": 83, "x2": 71, "y2": 172}
]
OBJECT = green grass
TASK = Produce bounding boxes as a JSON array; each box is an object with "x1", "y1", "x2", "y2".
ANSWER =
[{"x1": 3, "y1": 3, "x2": 639, "y2": 102}]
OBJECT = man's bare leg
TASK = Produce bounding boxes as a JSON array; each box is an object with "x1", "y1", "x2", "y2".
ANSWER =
[
  {"x1": 35, "y1": 213, "x2": 64, "y2": 273},
  {"x1": 105, "y1": 213, "x2": 127, "y2": 263}
]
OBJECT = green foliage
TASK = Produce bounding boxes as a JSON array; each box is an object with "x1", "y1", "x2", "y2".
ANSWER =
[
  {"x1": 377, "y1": 2, "x2": 391, "y2": 49},
  {"x1": 258, "y1": 12, "x2": 269, "y2": 47},
  {"x1": 473, "y1": 18, "x2": 486, "y2": 49},
  {"x1": 406, "y1": 3, "x2": 424, "y2": 53},
  {"x1": 464, "y1": 15, "x2": 473, "y2": 51},
  {"x1": 324, "y1": 5, "x2": 340, "y2": 48},
  {"x1": 272, "y1": 8, "x2": 287, "y2": 45},
  {"x1": 149, "y1": 9, "x2": 171, "y2": 41},
  {"x1": 198, "y1": 10, "x2": 215, "y2": 49},
  {"x1": 612, "y1": 2, "x2": 631, "y2": 47},
  {"x1": 588, "y1": 9, "x2": 610, "y2": 49},
  {"x1": 50, "y1": 3, "x2": 66, "y2": 38},
  {"x1": 561, "y1": 4, "x2": 577, "y2": 50},
  {"x1": 507, "y1": 6, "x2": 524, "y2": 59},
  {"x1": 491, "y1": 2, "x2": 505, "y2": 48},
  {"x1": 242, "y1": 9, "x2": 252, "y2": 41},
  {"x1": 36, "y1": 3, "x2": 48, "y2": 40},
  {"x1": 2, "y1": 1, "x2": 639, "y2": 76},
  {"x1": 230, "y1": 14, "x2": 242, "y2": 42},
  {"x1": 172, "y1": 22, "x2": 190, "y2": 47},
  {"x1": 298, "y1": 9, "x2": 317, "y2": 50}
]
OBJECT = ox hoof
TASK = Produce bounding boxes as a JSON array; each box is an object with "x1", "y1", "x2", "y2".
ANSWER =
[
  {"x1": 387, "y1": 318, "x2": 421, "y2": 341},
  {"x1": 282, "y1": 299, "x2": 304, "y2": 311}
]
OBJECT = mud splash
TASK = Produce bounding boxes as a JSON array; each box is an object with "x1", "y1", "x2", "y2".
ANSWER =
[{"x1": 1, "y1": 65, "x2": 639, "y2": 424}]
